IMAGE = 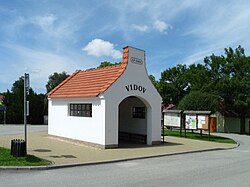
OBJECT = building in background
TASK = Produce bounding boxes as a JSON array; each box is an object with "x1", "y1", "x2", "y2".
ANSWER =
[{"x1": 0, "y1": 95, "x2": 3, "y2": 105}]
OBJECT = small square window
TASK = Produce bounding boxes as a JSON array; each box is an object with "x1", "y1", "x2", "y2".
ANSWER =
[{"x1": 132, "y1": 107, "x2": 145, "y2": 119}]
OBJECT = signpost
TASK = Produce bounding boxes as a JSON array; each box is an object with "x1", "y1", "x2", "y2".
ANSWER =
[
  {"x1": 0, "y1": 106, "x2": 8, "y2": 125},
  {"x1": 24, "y1": 73, "x2": 30, "y2": 153}
]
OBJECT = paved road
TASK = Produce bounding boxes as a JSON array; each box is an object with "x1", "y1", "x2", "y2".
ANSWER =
[
  {"x1": 0, "y1": 125, "x2": 47, "y2": 136},
  {"x1": 0, "y1": 130, "x2": 249, "y2": 187}
]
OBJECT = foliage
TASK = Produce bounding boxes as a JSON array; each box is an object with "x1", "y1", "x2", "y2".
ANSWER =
[
  {"x1": 0, "y1": 77, "x2": 46, "y2": 124},
  {"x1": 183, "y1": 64, "x2": 211, "y2": 91},
  {"x1": 1, "y1": 46, "x2": 249, "y2": 129},
  {"x1": 159, "y1": 45, "x2": 249, "y2": 134},
  {"x1": 46, "y1": 71, "x2": 69, "y2": 93},
  {"x1": 204, "y1": 46, "x2": 250, "y2": 133},
  {"x1": 178, "y1": 91, "x2": 218, "y2": 112},
  {"x1": 159, "y1": 64, "x2": 189, "y2": 104},
  {"x1": 29, "y1": 92, "x2": 47, "y2": 124},
  {"x1": 148, "y1": 75, "x2": 159, "y2": 89},
  {"x1": 98, "y1": 61, "x2": 121, "y2": 68},
  {"x1": 159, "y1": 63, "x2": 212, "y2": 105}
]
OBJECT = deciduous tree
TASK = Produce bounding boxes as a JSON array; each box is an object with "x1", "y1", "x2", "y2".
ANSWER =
[
  {"x1": 1, "y1": 77, "x2": 46, "y2": 124},
  {"x1": 178, "y1": 91, "x2": 218, "y2": 113},
  {"x1": 46, "y1": 71, "x2": 69, "y2": 93},
  {"x1": 204, "y1": 46, "x2": 250, "y2": 133}
]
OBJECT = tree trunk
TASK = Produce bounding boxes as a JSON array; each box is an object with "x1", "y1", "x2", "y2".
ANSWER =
[{"x1": 240, "y1": 113, "x2": 246, "y2": 134}]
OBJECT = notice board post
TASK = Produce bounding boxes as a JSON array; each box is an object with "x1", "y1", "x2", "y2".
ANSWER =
[
  {"x1": 162, "y1": 110, "x2": 183, "y2": 139},
  {"x1": 183, "y1": 110, "x2": 212, "y2": 140}
]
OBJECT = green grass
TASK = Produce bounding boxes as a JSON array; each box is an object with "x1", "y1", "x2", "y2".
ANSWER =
[
  {"x1": 0, "y1": 147, "x2": 51, "y2": 166},
  {"x1": 162, "y1": 129, "x2": 237, "y2": 144}
]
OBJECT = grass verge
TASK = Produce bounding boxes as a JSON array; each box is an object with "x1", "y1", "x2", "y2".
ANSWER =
[
  {"x1": 0, "y1": 147, "x2": 51, "y2": 166},
  {"x1": 162, "y1": 129, "x2": 237, "y2": 144}
]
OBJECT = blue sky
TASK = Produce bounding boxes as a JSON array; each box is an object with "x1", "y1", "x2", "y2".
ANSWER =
[{"x1": 1, "y1": 0, "x2": 250, "y2": 93}]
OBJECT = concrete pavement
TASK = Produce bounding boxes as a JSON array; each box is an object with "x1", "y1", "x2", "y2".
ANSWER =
[{"x1": 0, "y1": 129, "x2": 238, "y2": 170}]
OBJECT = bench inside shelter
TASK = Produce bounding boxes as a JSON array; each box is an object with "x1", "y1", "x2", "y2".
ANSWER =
[{"x1": 119, "y1": 131, "x2": 147, "y2": 144}]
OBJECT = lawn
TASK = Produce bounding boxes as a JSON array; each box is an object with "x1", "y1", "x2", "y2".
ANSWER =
[
  {"x1": 0, "y1": 147, "x2": 51, "y2": 166},
  {"x1": 162, "y1": 129, "x2": 237, "y2": 144}
]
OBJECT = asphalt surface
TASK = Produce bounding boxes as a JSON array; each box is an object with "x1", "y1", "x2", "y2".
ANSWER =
[
  {"x1": 0, "y1": 124, "x2": 47, "y2": 136},
  {"x1": 0, "y1": 132, "x2": 249, "y2": 187},
  {"x1": 0, "y1": 125, "x2": 236, "y2": 168}
]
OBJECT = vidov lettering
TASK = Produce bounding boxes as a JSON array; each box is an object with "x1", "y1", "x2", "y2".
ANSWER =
[{"x1": 125, "y1": 84, "x2": 146, "y2": 93}]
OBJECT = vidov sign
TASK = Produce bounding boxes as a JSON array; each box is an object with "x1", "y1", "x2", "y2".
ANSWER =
[
  {"x1": 125, "y1": 84, "x2": 146, "y2": 93},
  {"x1": 130, "y1": 57, "x2": 143, "y2": 65}
]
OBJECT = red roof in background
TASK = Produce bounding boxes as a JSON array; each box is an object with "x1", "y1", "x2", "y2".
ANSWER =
[
  {"x1": 0, "y1": 95, "x2": 3, "y2": 102},
  {"x1": 48, "y1": 47, "x2": 129, "y2": 98}
]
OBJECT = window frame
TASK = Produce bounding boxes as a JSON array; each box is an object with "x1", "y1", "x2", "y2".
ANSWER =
[
  {"x1": 69, "y1": 103, "x2": 92, "y2": 117},
  {"x1": 132, "y1": 107, "x2": 146, "y2": 119}
]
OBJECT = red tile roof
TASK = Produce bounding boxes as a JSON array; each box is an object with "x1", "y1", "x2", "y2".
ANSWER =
[
  {"x1": 48, "y1": 47, "x2": 129, "y2": 98},
  {"x1": 0, "y1": 95, "x2": 3, "y2": 103}
]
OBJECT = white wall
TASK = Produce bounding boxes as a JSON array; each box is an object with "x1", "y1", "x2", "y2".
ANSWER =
[
  {"x1": 48, "y1": 46, "x2": 162, "y2": 147},
  {"x1": 119, "y1": 97, "x2": 147, "y2": 134},
  {"x1": 103, "y1": 46, "x2": 162, "y2": 145},
  {"x1": 48, "y1": 97, "x2": 106, "y2": 145}
]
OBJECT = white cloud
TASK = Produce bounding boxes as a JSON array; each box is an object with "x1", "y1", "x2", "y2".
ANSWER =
[
  {"x1": 183, "y1": 49, "x2": 213, "y2": 65},
  {"x1": 153, "y1": 20, "x2": 172, "y2": 33},
  {"x1": 130, "y1": 21, "x2": 172, "y2": 34},
  {"x1": 32, "y1": 14, "x2": 57, "y2": 32},
  {"x1": 180, "y1": 1, "x2": 250, "y2": 64},
  {"x1": 30, "y1": 13, "x2": 81, "y2": 44},
  {"x1": 182, "y1": 43, "x2": 228, "y2": 65},
  {"x1": 187, "y1": 3, "x2": 250, "y2": 44},
  {"x1": 1, "y1": 43, "x2": 81, "y2": 93},
  {"x1": 82, "y1": 39, "x2": 122, "y2": 59},
  {"x1": 131, "y1": 24, "x2": 149, "y2": 32}
]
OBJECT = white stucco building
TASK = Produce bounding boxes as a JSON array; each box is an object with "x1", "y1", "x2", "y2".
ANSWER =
[{"x1": 48, "y1": 46, "x2": 162, "y2": 148}]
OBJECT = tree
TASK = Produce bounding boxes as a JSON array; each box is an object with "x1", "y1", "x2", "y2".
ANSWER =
[
  {"x1": 183, "y1": 64, "x2": 211, "y2": 92},
  {"x1": 204, "y1": 46, "x2": 250, "y2": 134},
  {"x1": 9, "y1": 77, "x2": 25, "y2": 123},
  {"x1": 1, "y1": 77, "x2": 46, "y2": 124},
  {"x1": 159, "y1": 64, "x2": 188, "y2": 104},
  {"x1": 44, "y1": 71, "x2": 70, "y2": 115},
  {"x1": 178, "y1": 91, "x2": 218, "y2": 113},
  {"x1": 148, "y1": 75, "x2": 159, "y2": 90},
  {"x1": 28, "y1": 92, "x2": 46, "y2": 124},
  {"x1": 98, "y1": 61, "x2": 121, "y2": 68},
  {"x1": 0, "y1": 90, "x2": 13, "y2": 123},
  {"x1": 46, "y1": 71, "x2": 69, "y2": 93}
]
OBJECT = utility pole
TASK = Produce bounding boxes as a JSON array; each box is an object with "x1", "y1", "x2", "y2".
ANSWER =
[{"x1": 24, "y1": 73, "x2": 29, "y2": 153}]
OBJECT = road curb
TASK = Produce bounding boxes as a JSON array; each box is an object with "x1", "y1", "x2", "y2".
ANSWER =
[{"x1": 0, "y1": 143, "x2": 239, "y2": 171}]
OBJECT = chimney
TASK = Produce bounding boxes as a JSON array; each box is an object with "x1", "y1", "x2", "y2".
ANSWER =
[{"x1": 122, "y1": 46, "x2": 129, "y2": 64}]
